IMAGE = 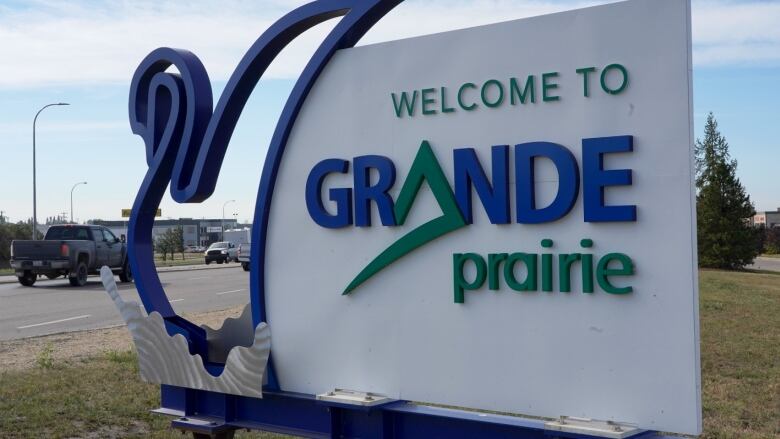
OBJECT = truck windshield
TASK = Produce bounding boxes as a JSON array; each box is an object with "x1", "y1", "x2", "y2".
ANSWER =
[
  {"x1": 45, "y1": 227, "x2": 91, "y2": 240},
  {"x1": 209, "y1": 242, "x2": 229, "y2": 249}
]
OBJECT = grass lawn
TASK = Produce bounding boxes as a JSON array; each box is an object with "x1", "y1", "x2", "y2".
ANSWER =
[
  {"x1": 153, "y1": 252, "x2": 205, "y2": 267},
  {"x1": 697, "y1": 270, "x2": 779, "y2": 438},
  {"x1": 0, "y1": 269, "x2": 777, "y2": 438},
  {"x1": 0, "y1": 351, "x2": 280, "y2": 439}
]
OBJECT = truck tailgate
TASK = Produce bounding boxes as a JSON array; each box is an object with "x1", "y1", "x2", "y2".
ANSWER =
[{"x1": 11, "y1": 240, "x2": 62, "y2": 260}]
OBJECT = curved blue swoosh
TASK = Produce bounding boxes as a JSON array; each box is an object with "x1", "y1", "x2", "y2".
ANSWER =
[{"x1": 128, "y1": 0, "x2": 403, "y2": 387}]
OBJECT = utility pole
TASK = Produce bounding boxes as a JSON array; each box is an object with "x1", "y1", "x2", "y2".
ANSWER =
[
  {"x1": 222, "y1": 200, "x2": 235, "y2": 241},
  {"x1": 70, "y1": 181, "x2": 87, "y2": 224},
  {"x1": 32, "y1": 102, "x2": 70, "y2": 239}
]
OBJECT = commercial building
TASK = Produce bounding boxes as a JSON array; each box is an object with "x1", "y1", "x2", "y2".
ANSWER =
[
  {"x1": 90, "y1": 218, "x2": 240, "y2": 247},
  {"x1": 752, "y1": 208, "x2": 780, "y2": 228}
]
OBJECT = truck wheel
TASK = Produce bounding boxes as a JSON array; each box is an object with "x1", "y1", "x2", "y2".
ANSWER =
[
  {"x1": 18, "y1": 271, "x2": 36, "y2": 287},
  {"x1": 242, "y1": 262, "x2": 249, "y2": 272},
  {"x1": 69, "y1": 261, "x2": 88, "y2": 287},
  {"x1": 205, "y1": 260, "x2": 211, "y2": 265},
  {"x1": 119, "y1": 261, "x2": 133, "y2": 283}
]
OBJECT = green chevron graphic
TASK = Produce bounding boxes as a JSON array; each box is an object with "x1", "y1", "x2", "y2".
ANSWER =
[{"x1": 343, "y1": 140, "x2": 467, "y2": 295}]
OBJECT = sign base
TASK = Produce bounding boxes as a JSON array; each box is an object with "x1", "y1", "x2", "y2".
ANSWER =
[{"x1": 157, "y1": 385, "x2": 684, "y2": 439}]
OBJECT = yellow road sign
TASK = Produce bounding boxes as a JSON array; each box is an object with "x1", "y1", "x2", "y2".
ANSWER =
[{"x1": 122, "y1": 208, "x2": 161, "y2": 218}]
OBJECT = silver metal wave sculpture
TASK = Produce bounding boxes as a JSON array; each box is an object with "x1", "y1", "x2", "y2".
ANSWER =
[{"x1": 100, "y1": 266, "x2": 271, "y2": 397}]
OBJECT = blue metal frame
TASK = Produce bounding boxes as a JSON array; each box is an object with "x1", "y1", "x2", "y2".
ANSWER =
[
  {"x1": 127, "y1": 1, "x2": 684, "y2": 437},
  {"x1": 160, "y1": 385, "x2": 681, "y2": 439}
]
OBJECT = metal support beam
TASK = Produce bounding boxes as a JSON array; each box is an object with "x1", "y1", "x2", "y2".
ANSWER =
[{"x1": 157, "y1": 386, "x2": 682, "y2": 439}]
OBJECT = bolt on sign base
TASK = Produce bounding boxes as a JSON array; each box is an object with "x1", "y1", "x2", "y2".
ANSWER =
[
  {"x1": 545, "y1": 416, "x2": 645, "y2": 439},
  {"x1": 316, "y1": 389, "x2": 396, "y2": 407}
]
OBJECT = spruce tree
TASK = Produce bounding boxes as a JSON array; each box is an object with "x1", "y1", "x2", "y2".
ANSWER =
[{"x1": 695, "y1": 113, "x2": 758, "y2": 269}]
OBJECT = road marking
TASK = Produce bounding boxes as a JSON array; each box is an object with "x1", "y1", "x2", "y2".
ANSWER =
[
  {"x1": 216, "y1": 289, "x2": 245, "y2": 296},
  {"x1": 17, "y1": 314, "x2": 91, "y2": 330},
  {"x1": 170, "y1": 299, "x2": 184, "y2": 303}
]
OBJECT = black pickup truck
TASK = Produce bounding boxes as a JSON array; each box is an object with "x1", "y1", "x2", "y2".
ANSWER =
[{"x1": 10, "y1": 225, "x2": 133, "y2": 287}]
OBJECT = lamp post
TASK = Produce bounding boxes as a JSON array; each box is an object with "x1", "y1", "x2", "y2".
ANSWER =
[
  {"x1": 222, "y1": 200, "x2": 235, "y2": 241},
  {"x1": 33, "y1": 102, "x2": 70, "y2": 239},
  {"x1": 70, "y1": 181, "x2": 87, "y2": 224}
]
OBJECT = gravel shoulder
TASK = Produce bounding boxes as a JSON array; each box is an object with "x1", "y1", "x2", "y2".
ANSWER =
[{"x1": 0, "y1": 306, "x2": 244, "y2": 372}]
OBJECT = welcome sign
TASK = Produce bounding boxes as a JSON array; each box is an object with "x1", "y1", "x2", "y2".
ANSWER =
[{"x1": 263, "y1": 0, "x2": 700, "y2": 434}]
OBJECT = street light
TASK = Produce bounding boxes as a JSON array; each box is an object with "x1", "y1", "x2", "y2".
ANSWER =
[
  {"x1": 70, "y1": 181, "x2": 87, "y2": 224},
  {"x1": 222, "y1": 200, "x2": 235, "y2": 241},
  {"x1": 33, "y1": 102, "x2": 70, "y2": 239}
]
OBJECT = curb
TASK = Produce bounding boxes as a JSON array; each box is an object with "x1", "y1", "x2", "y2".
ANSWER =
[
  {"x1": 0, "y1": 263, "x2": 241, "y2": 285},
  {"x1": 157, "y1": 263, "x2": 242, "y2": 273}
]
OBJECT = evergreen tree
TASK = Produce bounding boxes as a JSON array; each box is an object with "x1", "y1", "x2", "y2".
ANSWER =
[{"x1": 695, "y1": 113, "x2": 758, "y2": 268}]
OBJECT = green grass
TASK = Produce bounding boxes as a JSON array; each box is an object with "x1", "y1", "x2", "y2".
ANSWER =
[
  {"x1": 153, "y1": 253, "x2": 205, "y2": 267},
  {"x1": 0, "y1": 269, "x2": 777, "y2": 438},
  {"x1": 35, "y1": 343, "x2": 55, "y2": 369},
  {"x1": 698, "y1": 270, "x2": 779, "y2": 438},
  {"x1": 0, "y1": 350, "x2": 283, "y2": 439}
]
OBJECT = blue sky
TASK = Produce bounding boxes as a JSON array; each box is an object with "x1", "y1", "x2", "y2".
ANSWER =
[{"x1": 0, "y1": 0, "x2": 778, "y2": 223}]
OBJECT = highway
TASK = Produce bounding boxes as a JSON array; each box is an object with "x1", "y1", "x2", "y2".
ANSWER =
[
  {"x1": 2, "y1": 256, "x2": 777, "y2": 342},
  {"x1": 0, "y1": 265, "x2": 248, "y2": 340}
]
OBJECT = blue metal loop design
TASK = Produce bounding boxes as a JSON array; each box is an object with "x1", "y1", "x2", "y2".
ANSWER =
[{"x1": 128, "y1": 0, "x2": 403, "y2": 387}]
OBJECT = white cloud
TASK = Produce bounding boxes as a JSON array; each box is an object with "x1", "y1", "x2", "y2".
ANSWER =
[
  {"x1": 0, "y1": 0, "x2": 777, "y2": 88},
  {"x1": 0, "y1": 0, "x2": 337, "y2": 88},
  {"x1": 691, "y1": 0, "x2": 780, "y2": 66}
]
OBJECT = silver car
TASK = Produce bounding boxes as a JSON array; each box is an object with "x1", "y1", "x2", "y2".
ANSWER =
[{"x1": 237, "y1": 242, "x2": 251, "y2": 271}]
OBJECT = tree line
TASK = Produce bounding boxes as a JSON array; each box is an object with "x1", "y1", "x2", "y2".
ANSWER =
[
  {"x1": 0, "y1": 218, "x2": 40, "y2": 269},
  {"x1": 756, "y1": 226, "x2": 780, "y2": 255}
]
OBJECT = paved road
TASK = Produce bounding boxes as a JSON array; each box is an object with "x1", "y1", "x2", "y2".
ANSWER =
[
  {"x1": 748, "y1": 256, "x2": 780, "y2": 272},
  {"x1": 0, "y1": 265, "x2": 248, "y2": 340}
]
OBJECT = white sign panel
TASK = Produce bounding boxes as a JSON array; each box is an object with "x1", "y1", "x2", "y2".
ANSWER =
[{"x1": 265, "y1": 0, "x2": 700, "y2": 434}]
